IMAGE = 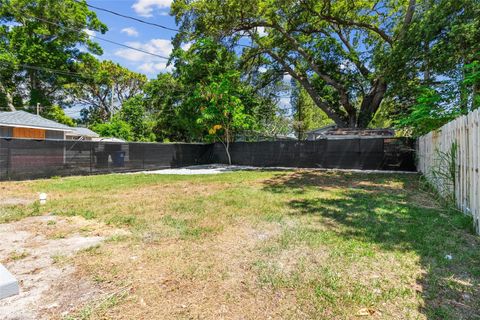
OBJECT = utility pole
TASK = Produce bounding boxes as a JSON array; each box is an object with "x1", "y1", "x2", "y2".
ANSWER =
[{"x1": 110, "y1": 82, "x2": 114, "y2": 120}]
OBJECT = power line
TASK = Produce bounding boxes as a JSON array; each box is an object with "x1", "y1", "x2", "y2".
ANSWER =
[
  {"x1": 0, "y1": 60, "x2": 94, "y2": 79},
  {"x1": 16, "y1": 10, "x2": 170, "y2": 60},
  {"x1": 72, "y1": 0, "x2": 179, "y2": 32}
]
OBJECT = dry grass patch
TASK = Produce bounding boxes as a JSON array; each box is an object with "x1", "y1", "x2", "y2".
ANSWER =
[
  {"x1": 72, "y1": 220, "x2": 303, "y2": 319},
  {"x1": 1, "y1": 171, "x2": 479, "y2": 319}
]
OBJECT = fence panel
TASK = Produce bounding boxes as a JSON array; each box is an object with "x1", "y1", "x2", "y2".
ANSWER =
[
  {"x1": 0, "y1": 139, "x2": 212, "y2": 180},
  {"x1": 417, "y1": 109, "x2": 480, "y2": 233},
  {"x1": 0, "y1": 137, "x2": 415, "y2": 181},
  {"x1": 212, "y1": 138, "x2": 415, "y2": 170}
]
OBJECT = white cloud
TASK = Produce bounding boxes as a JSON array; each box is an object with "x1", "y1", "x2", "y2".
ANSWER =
[
  {"x1": 138, "y1": 62, "x2": 173, "y2": 74},
  {"x1": 121, "y1": 27, "x2": 139, "y2": 37},
  {"x1": 132, "y1": 0, "x2": 172, "y2": 17},
  {"x1": 283, "y1": 74, "x2": 292, "y2": 83},
  {"x1": 257, "y1": 27, "x2": 268, "y2": 37},
  {"x1": 339, "y1": 60, "x2": 355, "y2": 71},
  {"x1": 181, "y1": 42, "x2": 192, "y2": 51},
  {"x1": 83, "y1": 29, "x2": 96, "y2": 39},
  {"x1": 115, "y1": 38, "x2": 174, "y2": 74},
  {"x1": 279, "y1": 96, "x2": 291, "y2": 108},
  {"x1": 115, "y1": 39, "x2": 173, "y2": 61}
]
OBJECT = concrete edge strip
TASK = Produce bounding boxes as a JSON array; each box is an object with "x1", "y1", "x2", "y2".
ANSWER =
[
  {"x1": 0, "y1": 264, "x2": 19, "y2": 300},
  {"x1": 127, "y1": 164, "x2": 419, "y2": 175}
]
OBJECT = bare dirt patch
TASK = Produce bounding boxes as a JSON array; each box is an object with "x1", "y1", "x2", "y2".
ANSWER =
[
  {"x1": 0, "y1": 197, "x2": 33, "y2": 206},
  {"x1": 0, "y1": 215, "x2": 128, "y2": 320}
]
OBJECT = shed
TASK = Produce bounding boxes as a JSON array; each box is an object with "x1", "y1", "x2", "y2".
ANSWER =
[{"x1": 306, "y1": 125, "x2": 395, "y2": 140}]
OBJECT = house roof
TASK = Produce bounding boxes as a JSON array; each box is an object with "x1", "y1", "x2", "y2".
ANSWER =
[
  {"x1": 94, "y1": 137, "x2": 126, "y2": 142},
  {"x1": 306, "y1": 124, "x2": 337, "y2": 135},
  {"x1": 306, "y1": 125, "x2": 395, "y2": 140},
  {"x1": 0, "y1": 111, "x2": 73, "y2": 132},
  {"x1": 325, "y1": 128, "x2": 395, "y2": 137},
  {"x1": 66, "y1": 127, "x2": 100, "y2": 138}
]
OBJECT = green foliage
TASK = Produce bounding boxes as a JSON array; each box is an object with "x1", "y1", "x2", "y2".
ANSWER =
[
  {"x1": 91, "y1": 119, "x2": 133, "y2": 141},
  {"x1": 0, "y1": 0, "x2": 107, "y2": 110},
  {"x1": 395, "y1": 55, "x2": 480, "y2": 137},
  {"x1": 386, "y1": 1, "x2": 480, "y2": 126},
  {"x1": 426, "y1": 142, "x2": 459, "y2": 206},
  {"x1": 395, "y1": 87, "x2": 461, "y2": 137},
  {"x1": 143, "y1": 38, "x2": 279, "y2": 142},
  {"x1": 291, "y1": 81, "x2": 333, "y2": 140},
  {"x1": 143, "y1": 73, "x2": 184, "y2": 142},
  {"x1": 90, "y1": 97, "x2": 156, "y2": 142},
  {"x1": 171, "y1": 0, "x2": 422, "y2": 128},
  {"x1": 194, "y1": 71, "x2": 254, "y2": 163},
  {"x1": 463, "y1": 60, "x2": 480, "y2": 110},
  {"x1": 369, "y1": 99, "x2": 395, "y2": 129},
  {"x1": 117, "y1": 96, "x2": 156, "y2": 142},
  {"x1": 41, "y1": 105, "x2": 76, "y2": 127},
  {"x1": 67, "y1": 58, "x2": 147, "y2": 122}
]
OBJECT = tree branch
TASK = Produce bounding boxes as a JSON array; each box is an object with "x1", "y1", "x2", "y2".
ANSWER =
[
  {"x1": 334, "y1": 27, "x2": 371, "y2": 78},
  {"x1": 237, "y1": 21, "x2": 356, "y2": 117},
  {"x1": 398, "y1": 0, "x2": 416, "y2": 39},
  {"x1": 300, "y1": 0, "x2": 393, "y2": 45},
  {"x1": 261, "y1": 47, "x2": 348, "y2": 127}
]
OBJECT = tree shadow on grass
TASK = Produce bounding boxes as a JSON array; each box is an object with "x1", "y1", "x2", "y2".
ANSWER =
[{"x1": 263, "y1": 171, "x2": 480, "y2": 319}]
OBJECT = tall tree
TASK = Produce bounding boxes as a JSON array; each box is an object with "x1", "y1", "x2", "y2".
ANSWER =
[
  {"x1": 195, "y1": 71, "x2": 253, "y2": 164},
  {"x1": 291, "y1": 80, "x2": 333, "y2": 139},
  {"x1": 66, "y1": 58, "x2": 147, "y2": 122},
  {"x1": 143, "y1": 73, "x2": 191, "y2": 142},
  {"x1": 386, "y1": 0, "x2": 480, "y2": 124},
  {"x1": 144, "y1": 38, "x2": 280, "y2": 142},
  {"x1": 90, "y1": 96, "x2": 156, "y2": 142},
  {"x1": 387, "y1": 0, "x2": 480, "y2": 135},
  {"x1": 172, "y1": 0, "x2": 421, "y2": 128},
  {"x1": 118, "y1": 95, "x2": 156, "y2": 142},
  {"x1": 0, "y1": 0, "x2": 107, "y2": 110},
  {"x1": 172, "y1": 0, "x2": 478, "y2": 128}
]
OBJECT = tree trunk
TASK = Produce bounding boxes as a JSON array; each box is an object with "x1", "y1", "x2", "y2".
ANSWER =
[
  {"x1": 348, "y1": 114, "x2": 357, "y2": 128},
  {"x1": 29, "y1": 70, "x2": 40, "y2": 106},
  {"x1": 222, "y1": 139, "x2": 232, "y2": 165},
  {"x1": 0, "y1": 82, "x2": 16, "y2": 111},
  {"x1": 356, "y1": 79, "x2": 387, "y2": 128},
  {"x1": 223, "y1": 130, "x2": 232, "y2": 165}
]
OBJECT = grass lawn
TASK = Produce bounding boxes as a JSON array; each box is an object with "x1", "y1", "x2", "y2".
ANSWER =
[{"x1": 1, "y1": 170, "x2": 479, "y2": 319}]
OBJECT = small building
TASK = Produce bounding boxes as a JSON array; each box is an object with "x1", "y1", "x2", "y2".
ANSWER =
[
  {"x1": 66, "y1": 127, "x2": 100, "y2": 141},
  {"x1": 0, "y1": 111, "x2": 107, "y2": 179},
  {"x1": 306, "y1": 125, "x2": 395, "y2": 140},
  {"x1": 0, "y1": 111, "x2": 101, "y2": 141},
  {"x1": 0, "y1": 110, "x2": 73, "y2": 139},
  {"x1": 306, "y1": 124, "x2": 337, "y2": 140}
]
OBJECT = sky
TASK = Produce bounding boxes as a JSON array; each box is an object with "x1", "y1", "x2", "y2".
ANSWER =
[
  {"x1": 65, "y1": 0, "x2": 292, "y2": 117},
  {"x1": 87, "y1": 0, "x2": 178, "y2": 78}
]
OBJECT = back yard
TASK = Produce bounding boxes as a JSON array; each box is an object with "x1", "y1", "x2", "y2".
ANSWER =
[{"x1": 1, "y1": 170, "x2": 479, "y2": 319}]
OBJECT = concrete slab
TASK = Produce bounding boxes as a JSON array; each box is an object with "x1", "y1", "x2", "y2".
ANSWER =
[{"x1": 0, "y1": 264, "x2": 19, "y2": 300}]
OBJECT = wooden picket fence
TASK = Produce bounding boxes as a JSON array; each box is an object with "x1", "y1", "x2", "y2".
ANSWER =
[{"x1": 417, "y1": 108, "x2": 480, "y2": 234}]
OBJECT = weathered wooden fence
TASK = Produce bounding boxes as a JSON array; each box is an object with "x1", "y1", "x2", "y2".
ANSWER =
[{"x1": 417, "y1": 109, "x2": 480, "y2": 233}]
